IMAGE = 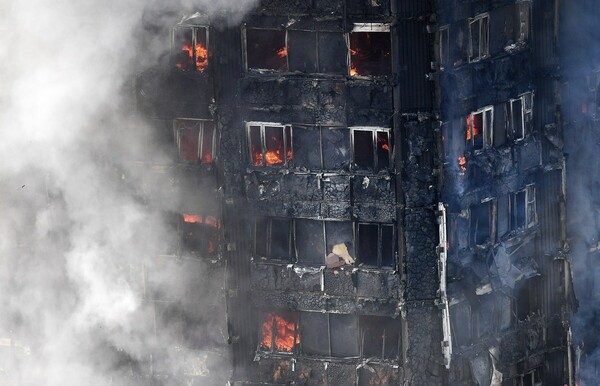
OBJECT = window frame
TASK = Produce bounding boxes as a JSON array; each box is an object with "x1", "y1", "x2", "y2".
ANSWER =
[
  {"x1": 358, "y1": 315, "x2": 402, "y2": 360},
  {"x1": 467, "y1": 106, "x2": 494, "y2": 151},
  {"x1": 299, "y1": 312, "x2": 360, "y2": 358},
  {"x1": 347, "y1": 23, "x2": 392, "y2": 77},
  {"x1": 509, "y1": 184, "x2": 537, "y2": 231},
  {"x1": 350, "y1": 126, "x2": 393, "y2": 172},
  {"x1": 469, "y1": 198, "x2": 496, "y2": 247},
  {"x1": 254, "y1": 217, "x2": 294, "y2": 262},
  {"x1": 172, "y1": 25, "x2": 210, "y2": 72},
  {"x1": 468, "y1": 13, "x2": 490, "y2": 63},
  {"x1": 516, "y1": 0, "x2": 532, "y2": 43},
  {"x1": 242, "y1": 27, "x2": 289, "y2": 73},
  {"x1": 258, "y1": 311, "x2": 300, "y2": 355},
  {"x1": 438, "y1": 25, "x2": 450, "y2": 70},
  {"x1": 246, "y1": 122, "x2": 292, "y2": 167},
  {"x1": 173, "y1": 118, "x2": 216, "y2": 164},
  {"x1": 356, "y1": 222, "x2": 396, "y2": 269},
  {"x1": 508, "y1": 92, "x2": 534, "y2": 142}
]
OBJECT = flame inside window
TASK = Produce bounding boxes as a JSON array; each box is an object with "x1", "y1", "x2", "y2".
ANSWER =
[
  {"x1": 349, "y1": 31, "x2": 391, "y2": 77},
  {"x1": 174, "y1": 27, "x2": 208, "y2": 72},
  {"x1": 175, "y1": 119, "x2": 215, "y2": 164},
  {"x1": 248, "y1": 124, "x2": 292, "y2": 167},
  {"x1": 246, "y1": 29, "x2": 288, "y2": 71},
  {"x1": 181, "y1": 213, "x2": 220, "y2": 257},
  {"x1": 458, "y1": 155, "x2": 467, "y2": 174},
  {"x1": 260, "y1": 312, "x2": 299, "y2": 352}
]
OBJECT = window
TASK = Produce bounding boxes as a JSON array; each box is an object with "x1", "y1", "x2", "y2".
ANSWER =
[
  {"x1": 470, "y1": 199, "x2": 494, "y2": 246},
  {"x1": 173, "y1": 119, "x2": 215, "y2": 164},
  {"x1": 516, "y1": 1, "x2": 532, "y2": 43},
  {"x1": 513, "y1": 368, "x2": 542, "y2": 386},
  {"x1": 466, "y1": 106, "x2": 493, "y2": 151},
  {"x1": 508, "y1": 92, "x2": 534, "y2": 141},
  {"x1": 247, "y1": 122, "x2": 292, "y2": 167},
  {"x1": 259, "y1": 311, "x2": 300, "y2": 353},
  {"x1": 510, "y1": 184, "x2": 537, "y2": 230},
  {"x1": 181, "y1": 214, "x2": 220, "y2": 258},
  {"x1": 244, "y1": 28, "x2": 288, "y2": 71},
  {"x1": 468, "y1": 14, "x2": 489, "y2": 62},
  {"x1": 295, "y1": 220, "x2": 355, "y2": 267},
  {"x1": 351, "y1": 127, "x2": 392, "y2": 172},
  {"x1": 287, "y1": 30, "x2": 347, "y2": 74},
  {"x1": 292, "y1": 126, "x2": 351, "y2": 171},
  {"x1": 349, "y1": 23, "x2": 392, "y2": 77},
  {"x1": 301, "y1": 312, "x2": 359, "y2": 357},
  {"x1": 450, "y1": 302, "x2": 472, "y2": 347},
  {"x1": 439, "y1": 25, "x2": 450, "y2": 69},
  {"x1": 173, "y1": 26, "x2": 208, "y2": 72},
  {"x1": 356, "y1": 223, "x2": 395, "y2": 268},
  {"x1": 255, "y1": 218, "x2": 293, "y2": 261},
  {"x1": 359, "y1": 315, "x2": 401, "y2": 360}
]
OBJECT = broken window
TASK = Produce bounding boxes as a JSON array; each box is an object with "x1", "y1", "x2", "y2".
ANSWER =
[
  {"x1": 322, "y1": 128, "x2": 351, "y2": 170},
  {"x1": 325, "y1": 222, "x2": 355, "y2": 268},
  {"x1": 513, "y1": 368, "x2": 542, "y2": 386},
  {"x1": 470, "y1": 199, "x2": 494, "y2": 246},
  {"x1": 295, "y1": 219, "x2": 326, "y2": 265},
  {"x1": 255, "y1": 217, "x2": 293, "y2": 261},
  {"x1": 508, "y1": 92, "x2": 534, "y2": 141},
  {"x1": 244, "y1": 28, "x2": 288, "y2": 71},
  {"x1": 439, "y1": 25, "x2": 450, "y2": 69},
  {"x1": 516, "y1": 1, "x2": 532, "y2": 43},
  {"x1": 292, "y1": 126, "x2": 350, "y2": 171},
  {"x1": 287, "y1": 30, "x2": 347, "y2": 74},
  {"x1": 173, "y1": 119, "x2": 215, "y2": 164},
  {"x1": 181, "y1": 213, "x2": 220, "y2": 258},
  {"x1": 351, "y1": 127, "x2": 392, "y2": 172},
  {"x1": 301, "y1": 312, "x2": 359, "y2": 357},
  {"x1": 360, "y1": 315, "x2": 401, "y2": 360},
  {"x1": 349, "y1": 23, "x2": 392, "y2": 77},
  {"x1": 259, "y1": 311, "x2": 300, "y2": 353},
  {"x1": 510, "y1": 184, "x2": 537, "y2": 230},
  {"x1": 247, "y1": 122, "x2": 292, "y2": 167},
  {"x1": 468, "y1": 14, "x2": 489, "y2": 62},
  {"x1": 173, "y1": 26, "x2": 208, "y2": 72},
  {"x1": 357, "y1": 223, "x2": 395, "y2": 268},
  {"x1": 466, "y1": 106, "x2": 493, "y2": 151}
]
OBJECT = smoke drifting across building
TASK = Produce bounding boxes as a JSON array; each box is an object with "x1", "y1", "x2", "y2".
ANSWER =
[{"x1": 6, "y1": 0, "x2": 600, "y2": 385}]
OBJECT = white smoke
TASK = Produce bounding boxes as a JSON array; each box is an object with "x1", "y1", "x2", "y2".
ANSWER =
[{"x1": 0, "y1": 0, "x2": 257, "y2": 384}]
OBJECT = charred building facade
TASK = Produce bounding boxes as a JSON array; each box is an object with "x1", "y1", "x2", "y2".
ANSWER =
[{"x1": 134, "y1": 0, "x2": 577, "y2": 385}]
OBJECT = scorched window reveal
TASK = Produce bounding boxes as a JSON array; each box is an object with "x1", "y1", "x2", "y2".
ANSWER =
[
  {"x1": 292, "y1": 125, "x2": 350, "y2": 171},
  {"x1": 507, "y1": 92, "x2": 534, "y2": 141},
  {"x1": 351, "y1": 127, "x2": 392, "y2": 172},
  {"x1": 180, "y1": 213, "x2": 220, "y2": 258},
  {"x1": 172, "y1": 26, "x2": 209, "y2": 72},
  {"x1": 243, "y1": 28, "x2": 288, "y2": 72},
  {"x1": 438, "y1": 25, "x2": 450, "y2": 70},
  {"x1": 254, "y1": 218, "x2": 396, "y2": 269},
  {"x1": 468, "y1": 13, "x2": 489, "y2": 63},
  {"x1": 173, "y1": 119, "x2": 215, "y2": 164},
  {"x1": 247, "y1": 122, "x2": 292, "y2": 167},
  {"x1": 466, "y1": 106, "x2": 493, "y2": 151},
  {"x1": 469, "y1": 199, "x2": 496, "y2": 247},
  {"x1": 348, "y1": 23, "x2": 392, "y2": 77}
]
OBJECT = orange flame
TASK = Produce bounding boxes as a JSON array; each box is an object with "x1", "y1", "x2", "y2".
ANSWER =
[
  {"x1": 276, "y1": 47, "x2": 287, "y2": 58},
  {"x1": 183, "y1": 214, "x2": 220, "y2": 228},
  {"x1": 466, "y1": 116, "x2": 472, "y2": 140},
  {"x1": 265, "y1": 150, "x2": 284, "y2": 166},
  {"x1": 458, "y1": 156, "x2": 467, "y2": 174},
  {"x1": 260, "y1": 312, "x2": 299, "y2": 352},
  {"x1": 350, "y1": 48, "x2": 360, "y2": 76},
  {"x1": 183, "y1": 214, "x2": 203, "y2": 223},
  {"x1": 176, "y1": 42, "x2": 208, "y2": 71}
]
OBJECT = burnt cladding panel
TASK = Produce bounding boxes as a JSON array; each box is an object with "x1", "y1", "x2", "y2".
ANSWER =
[
  {"x1": 540, "y1": 170, "x2": 563, "y2": 254},
  {"x1": 397, "y1": 20, "x2": 433, "y2": 112}
]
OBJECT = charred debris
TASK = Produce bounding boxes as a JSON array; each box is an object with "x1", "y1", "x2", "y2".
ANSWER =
[{"x1": 132, "y1": 0, "x2": 577, "y2": 385}]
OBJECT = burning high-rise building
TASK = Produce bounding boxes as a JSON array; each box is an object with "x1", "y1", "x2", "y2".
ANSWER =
[{"x1": 126, "y1": 0, "x2": 583, "y2": 384}]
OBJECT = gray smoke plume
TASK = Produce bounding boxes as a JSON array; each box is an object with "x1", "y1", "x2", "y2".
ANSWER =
[{"x1": 0, "y1": 0, "x2": 257, "y2": 384}]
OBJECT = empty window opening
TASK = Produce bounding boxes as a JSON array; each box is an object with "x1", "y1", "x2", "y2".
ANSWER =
[
  {"x1": 173, "y1": 119, "x2": 215, "y2": 164},
  {"x1": 301, "y1": 312, "x2": 359, "y2": 357},
  {"x1": 360, "y1": 315, "x2": 401, "y2": 360},
  {"x1": 295, "y1": 219, "x2": 326, "y2": 266},
  {"x1": 357, "y1": 223, "x2": 395, "y2": 268},
  {"x1": 508, "y1": 92, "x2": 534, "y2": 141},
  {"x1": 349, "y1": 24, "x2": 392, "y2": 77},
  {"x1": 468, "y1": 14, "x2": 489, "y2": 62},
  {"x1": 325, "y1": 221, "x2": 354, "y2": 268},
  {"x1": 439, "y1": 25, "x2": 450, "y2": 69},
  {"x1": 247, "y1": 122, "x2": 292, "y2": 167},
  {"x1": 513, "y1": 368, "x2": 542, "y2": 386},
  {"x1": 181, "y1": 213, "x2": 220, "y2": 258},
  {"x1": 259, "y1": 311, "x2": 300, "y2": 353},
  {"x1": 286, "y1": 30, "x2": 347, "y2": 75},
  {"x1": 255, "y1": 218, "x2": 293, "y2": 261},
  {"x1": 516, "y1": 1, "x2": 532, "y2": 43},
  {"x1": 470, "y1": 200, "x2": 494, "y2": 246},
  {"x1": 351, "y1": 127, "x2": 392, "y2": 172},
  {"x1": 292, "y1": 126, "x2": 351, "y2": 171},
  {"x1": 173, "y1": 26, "x2": 208, "y2": 72},
  {"x1": 245, "y1": 28, "x2": 288, "y2": 71},
  {"x1": 466, "y1": 106, "x2": 493, "y2": 151}
]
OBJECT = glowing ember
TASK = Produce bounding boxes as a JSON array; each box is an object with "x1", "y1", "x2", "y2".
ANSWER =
[
  {"x1": 183, "y1": 214, "x2": 203, "y2": 223},
  {"x1": 466, "y1": 115, "x2": 472, "y2": 140},
  {"x1": 458, "y1": 155, "x2": 467, "y2": 174},
  {"x1": 350, "y1": 48, "x2": 360, "y2": 76},
  {"x1": 202, "y1": 153, "x2": 213, "y2": 163},
  {"x1": 260, "y1": 312, "x2": 299, "y2": 352},
  {"x1": 276, "y1": 47, "x2": 287, "y2": 58},
  {"x1": 265, "y1": 150, "x2": 284, "y2": 166}
]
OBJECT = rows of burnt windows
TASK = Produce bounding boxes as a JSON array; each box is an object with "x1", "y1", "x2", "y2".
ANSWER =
[
  {"x1": 437, "y1": 1, "x2": 531, "y2": 69},
  {"x1": 171, "y1": 23, "x2": 392, "y2": 77},
  {"x1": 254, "y1": 218, "x2": 395, "y2": 269},
  {"x1": 258, "y1": 311, "x2": 401, "y2": 361},
  {"x1": 442, "y1": 92, "x2": 534, "y2": 164},
  {"x1": 447, "y1": 185, "x2": 537, "y2": 249},
  {"x1": 247, "y1": 123, "x2": 392, "y2": 172}
]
